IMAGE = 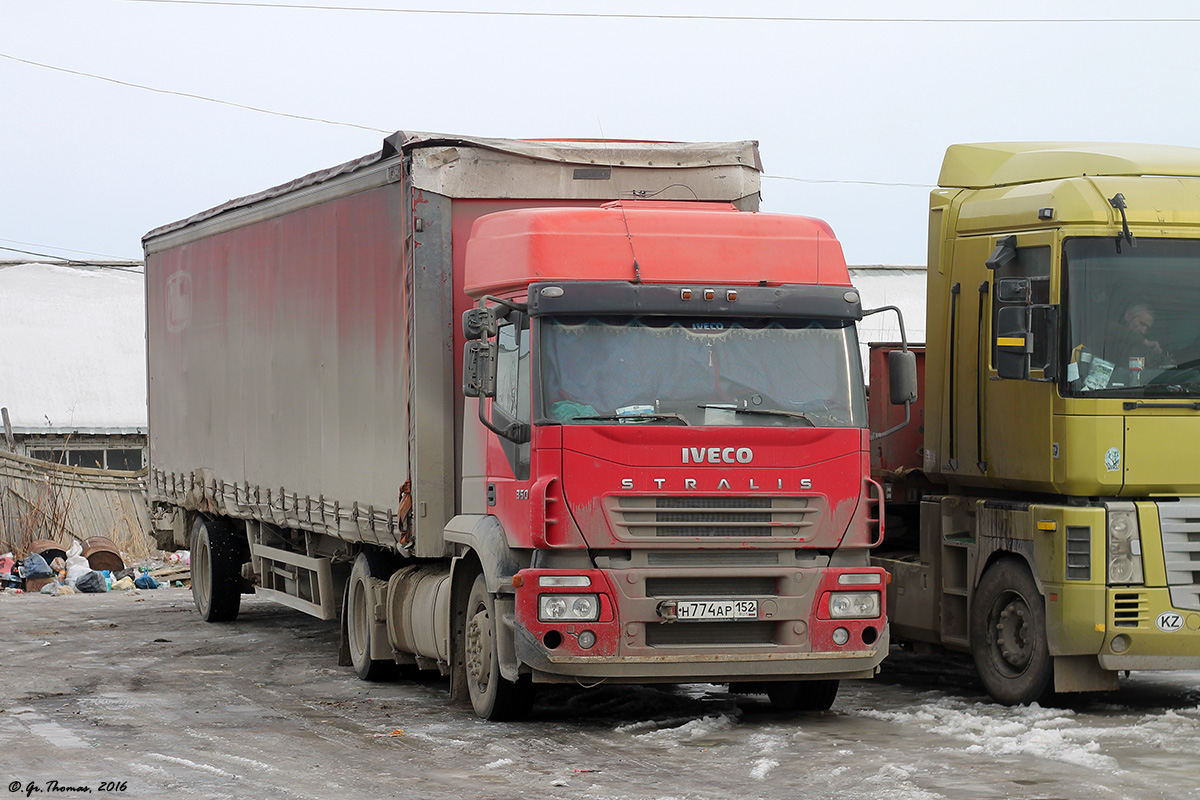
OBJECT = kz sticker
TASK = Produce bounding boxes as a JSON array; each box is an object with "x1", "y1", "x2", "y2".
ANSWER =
[
  {"x1": 1105, "y1": 447, "x2": 1122, "y2": 473},
  {"x1": 1156, "y1": 612, "x2": 1185, "y2": 633}
]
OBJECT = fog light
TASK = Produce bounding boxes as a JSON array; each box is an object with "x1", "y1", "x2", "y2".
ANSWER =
[
  {"x1": 832, "y1": 627, "x2": 850, "y2": 646},
  {"x1": 1110, "y1": 634, "x2": 1131, "y2": 654},
  {"x1": 577, "y1": 630, "x2": 596, "y2": 649}
]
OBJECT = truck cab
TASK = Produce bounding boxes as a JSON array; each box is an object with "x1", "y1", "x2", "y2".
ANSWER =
[
  {"x1": 457, "y1": 202, "x2": 890, "y2": 715},
  {"x1": 875, "y1": 142, "x2": 1200, "y2": 703}
]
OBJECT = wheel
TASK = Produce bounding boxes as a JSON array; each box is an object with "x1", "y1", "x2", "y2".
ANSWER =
[
  {"x1": 346, "y1": 552, "x2": 398, "y2": 682},
  {"x1": 765, "y1": 680, "x2": 840, "y2": 712},
  {"x1": 970, "y1": 558, "x2": 1053, "y2": 705},
  {"x1": 190, "y1": 516, "x2": 242, "y2": 622},
  {"x1": 464, "y1": 573, "x2": 533, "y2": 720}
]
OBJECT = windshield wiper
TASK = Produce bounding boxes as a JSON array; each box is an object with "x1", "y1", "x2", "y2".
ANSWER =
[
  {"x1": 572, "y1": 412, "x2": 690, "y2": 426},
  {"x1": 696, "y1": 403, "x2": 815, "y2": 426}
]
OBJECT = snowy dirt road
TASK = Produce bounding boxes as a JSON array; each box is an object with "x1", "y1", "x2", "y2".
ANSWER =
[{"x1": 2, "y1": 588, "x2": 1198, "y2": 800}]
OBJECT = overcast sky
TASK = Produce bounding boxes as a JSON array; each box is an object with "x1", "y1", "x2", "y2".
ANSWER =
[{"x1": 5, "y1": 1, "x2": 1200, "y2": 266}]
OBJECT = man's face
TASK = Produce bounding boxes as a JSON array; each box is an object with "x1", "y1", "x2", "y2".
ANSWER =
[{"x1": 1127, "y1": 308, "x2": 1154, "y2": 335}]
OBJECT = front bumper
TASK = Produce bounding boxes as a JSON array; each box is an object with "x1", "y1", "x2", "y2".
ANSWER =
[
  {"x1": 1097, "y1": 586, "x2": 1200, "y2": 670},
  {"x1": 514, "y1": 623, "x2": 888, "y2": 683}
]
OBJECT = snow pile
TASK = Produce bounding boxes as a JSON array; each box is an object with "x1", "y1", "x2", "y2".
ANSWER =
[
  {"x1": 622, "y1": 713, "x2": 738, "y2": 744},
  {"x1": 853, "y1": 698, "x2": 1118, "y2": 771},
  {"x1": 0, "y1": 261, "x2": 145, "y2": 432}
]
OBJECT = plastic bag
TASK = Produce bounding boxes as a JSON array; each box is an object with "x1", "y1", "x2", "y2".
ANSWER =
[
  {"x1": 40, "y1": 582, "x2": 60, "y2": 595},
  {"x1": 65, "y1": 564, "x2": 91, "y2": 587},
  {"x1": 22, "y1": 553, "x2": 53, "y2": 579},
  {"x1": 66, "y1": 540, "x2": 83, "y2": 560},
  {"x1": 168, "y1": 551, "x2": 191, "y2": 566},
  {"x1": 75, "y1": 570, "x2": 107, "y2": 593},
  {"x1": 134, "y1": 574, "x2": 159, "y2": 590},
  {"x1": 111, "y1": 576, "x2": 136, "y2": 591}
]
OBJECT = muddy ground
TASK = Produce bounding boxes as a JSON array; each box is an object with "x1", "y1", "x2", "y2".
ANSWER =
[{"x1": 3, "y1": 588, "x2": 1198, "y2": 800}]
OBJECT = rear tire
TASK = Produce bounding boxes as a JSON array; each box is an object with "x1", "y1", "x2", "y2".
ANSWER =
[
  {"x1": 346, "y1": 552, "x2": 398, "y2": 681},
  {"x1": 190, "y1": 516, "x2": 242, "y2": 622},
  {"x1": 970, "y1": 558, "x2": 1053, "y2": 705},
  {"x1": 464, "y1": 573, "x2": 533, "y2": 720},
  {"x1": 765, "y1": 680, "x2": 840, "y2": 712}
]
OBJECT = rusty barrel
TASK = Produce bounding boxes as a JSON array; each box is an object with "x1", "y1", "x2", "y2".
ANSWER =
[
  {"x1": 82, "y1": 537, "x2": 125, "y2": 572},
  {"x1": 28, "y1": 539, "x2": 68, "y2": 564}
]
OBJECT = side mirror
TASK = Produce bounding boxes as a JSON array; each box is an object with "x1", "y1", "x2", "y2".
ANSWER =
[
  {"x1": 888, "y1": 350, "x2": 918, "y2": 404},
  {"x1": 462, "y1": 340, "x2": 497, "y2": 398},
  {"x1": 995, "y1": 305, "x2": 1032, "y2": 380},
  {"x1": 996, "y1": 277, "x2": 1031, "y2": 304},
  {"x1": 986, "y1": 235, "x2": 1018, "y2": 270},
  {"x1": 463, "y1": 307, "x2": 494, "y2": 341}
]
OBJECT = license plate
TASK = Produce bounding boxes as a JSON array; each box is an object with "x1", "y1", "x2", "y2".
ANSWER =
[{"x1": 675, "y1": 599, "x2": 759, "y2": 621}]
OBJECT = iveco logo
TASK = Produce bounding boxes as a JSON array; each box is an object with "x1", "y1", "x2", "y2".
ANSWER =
[{"x1": 683, "y1": 447, "x2": 753, "y2": 464}]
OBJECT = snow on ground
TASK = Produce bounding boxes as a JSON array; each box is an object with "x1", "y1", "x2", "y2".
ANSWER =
[
  {"x1": 852, "y1": 695, "x2": 1118, "y2": 770},
  {"x1": 0, "y1": 261, "x2": 145, "y2": 432}
]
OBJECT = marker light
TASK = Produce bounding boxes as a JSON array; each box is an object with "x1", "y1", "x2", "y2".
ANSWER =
[{"x1": 538, "y1": 575, "x2": 592, "y2": 588}]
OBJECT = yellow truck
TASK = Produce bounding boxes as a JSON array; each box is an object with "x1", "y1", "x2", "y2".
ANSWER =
[{"x1": 872, "y1": 142, "x2": 1200, "y2": 703}]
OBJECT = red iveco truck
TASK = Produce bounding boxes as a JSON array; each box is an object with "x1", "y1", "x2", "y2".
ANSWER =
[{"x1": 143, "y1": 131, "x2": 899, "y2": 719}]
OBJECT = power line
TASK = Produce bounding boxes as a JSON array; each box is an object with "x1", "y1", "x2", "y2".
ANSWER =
[
  {"x1": 0, "y1": 245, "x2": 144, "y2": 271},
  {"x1": 0, "y1": 238, "x2": 136, "y2": 262},
  {"x1": 116, "y1": 0, "x2": 1200, "y2": 24},
  {"x1": 0, "y1": 51, "x2": 390, "y2": 133}
]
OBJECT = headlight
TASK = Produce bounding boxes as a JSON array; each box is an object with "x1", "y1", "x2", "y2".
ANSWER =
[
  {"x1": 1106, "y1": 503, "x2": 1144, "y2": 585},
  {"x1": 538, "y1": 593, "x2": 600, "y2": 622},
  {"x1": 828, "y1": 591, "x2": 881, "y2": 619}
]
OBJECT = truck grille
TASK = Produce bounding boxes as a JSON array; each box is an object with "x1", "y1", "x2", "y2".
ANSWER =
[
  {"x1": 645, "y1": 621, "x2": 775, "y2": 647},
  {"x1": 607, "y1": 495, "x2": 817, "y2": 539},
  {"x1": 645, "y1": 576, "x2": 777, "y2": 597},
  {"x1": 1158, "y1": 500, "x2": 1200, "y2": 610},
  {"x1": 1113, "y1": 592, "x2": 1148, "y2": 627},
  {"x1": 1065, "y1": 525, "x2": 1091, "y2": 581}
]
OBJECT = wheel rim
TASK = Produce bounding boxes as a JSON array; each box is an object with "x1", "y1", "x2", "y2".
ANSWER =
[
  {"x1": 349, "y1": 578, "x2": 369, "y2": 661},
  {"x1": 987, "y1": 589, "x2": 1035, "y2": 675},
  {"x1": 466, "y1": 602, "x2": 493, "y2": 695},
  {"x1": 195, "y1": 532, "x2": 211, "y2": 611}
]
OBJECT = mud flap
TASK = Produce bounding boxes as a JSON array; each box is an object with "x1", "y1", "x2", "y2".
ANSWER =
[
  {"x1": 493, "y1": 595, "x2": 521, "y2": 682},
  {"x1": 1054, "y1": 655, "x2": 1119, "y2": 693}
]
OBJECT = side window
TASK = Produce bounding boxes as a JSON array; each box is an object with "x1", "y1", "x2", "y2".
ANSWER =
[
  {"x1": 493, "y1": 317, "x2": 531, "y2": 479},
  {"x1": 991, "y1": 246, "x2": 1051, "y2": 370},
  {"x1": 494, "y1": 320, "x2": 530, "y2": 426}
]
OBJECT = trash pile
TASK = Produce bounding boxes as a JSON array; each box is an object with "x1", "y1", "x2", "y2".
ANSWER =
[{"x1": 0, "y1": 538, "x2": 192, "y2": 596}]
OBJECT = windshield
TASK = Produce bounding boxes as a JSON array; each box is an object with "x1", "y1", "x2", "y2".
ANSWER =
[
  {"x1": 538, "y1": 315, "x2": 866, "y2": 427},
  {"x1": 1064, "y1": 238, "x2": 1200, "y2": 397}
]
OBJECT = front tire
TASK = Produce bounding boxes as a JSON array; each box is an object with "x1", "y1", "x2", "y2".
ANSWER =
[
  {"x1": 190, "y1": 516, "x2": 242, "y2": 622},
  {"x1": 970, "y1": 558, "x2": 1053, "y2": 705},
  {"x1": 464, "y1": 574, "x2": 533, "y2": 720}
]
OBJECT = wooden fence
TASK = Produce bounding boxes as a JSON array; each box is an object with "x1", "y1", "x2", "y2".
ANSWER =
[{"x1": 0, "y1": 449, "x2": 153, "y2": 559}]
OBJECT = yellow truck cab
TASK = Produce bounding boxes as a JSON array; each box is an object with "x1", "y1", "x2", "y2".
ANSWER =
[{"x1": 873, "y1": 142, "x2": 1200, "y2": 703}]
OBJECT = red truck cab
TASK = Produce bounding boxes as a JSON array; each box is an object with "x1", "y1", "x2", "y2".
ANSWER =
[{"x1": 457, "y1": 201, "x2": 888, "y2": 714}]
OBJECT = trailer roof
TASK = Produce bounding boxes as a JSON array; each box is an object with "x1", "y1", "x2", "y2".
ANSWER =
[
  {"x1": 939, "y1": 141, "x2": 1200, "y2": 189},
  {"x1": 143, "y1": 131, "x2": 761, "y2": 246},
  {"x1": 462, "y1": 202, "x2": 848, "y2": 296}
]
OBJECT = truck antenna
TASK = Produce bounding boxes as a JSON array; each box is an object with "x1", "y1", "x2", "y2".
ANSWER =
[{"x1": 597, "y1": 117, "x2": 642, "y2": 283}]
